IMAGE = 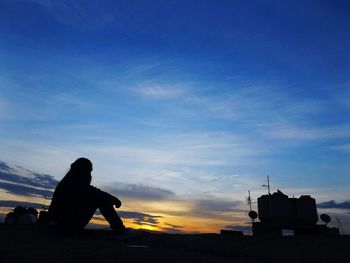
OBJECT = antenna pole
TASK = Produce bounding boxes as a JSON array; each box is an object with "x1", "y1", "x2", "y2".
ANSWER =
[
  {"x1": 267, "y1": 175, "x2": 271, "y2": 195},
  {"x1": 248, "y1": 190, "x2": 252, "y2": 211},
  {"x1": 42, "y1": 196, "x2": 47, "y2": 211}
]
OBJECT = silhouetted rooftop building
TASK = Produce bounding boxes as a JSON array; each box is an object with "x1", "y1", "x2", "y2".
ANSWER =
[{"x1": 250, "y1": 190, "x2": 339, "y2": 236}]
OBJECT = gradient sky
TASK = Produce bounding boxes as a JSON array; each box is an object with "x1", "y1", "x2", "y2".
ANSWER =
[{"x1": 0, "y1": 0, "x2": 350, "y2": 233}]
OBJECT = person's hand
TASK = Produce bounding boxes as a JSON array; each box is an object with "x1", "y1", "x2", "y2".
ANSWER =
[
  {"x1": 114, "y1": 198, "x2": 122, "y2": 208},
  {"x1": 104, "y1": 191, "x2": 122, "y2": 208}
]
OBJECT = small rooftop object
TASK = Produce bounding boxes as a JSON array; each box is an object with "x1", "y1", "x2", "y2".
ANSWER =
[
  {"x1": 5, "y1": 206, "x2": 38, "y2": 225},
  {"x1": 320, "y1": 214, "x2": 331, "y2": 225},
  {"x1": 248, "y1": 211, "x2": 258, "y2": 220}
]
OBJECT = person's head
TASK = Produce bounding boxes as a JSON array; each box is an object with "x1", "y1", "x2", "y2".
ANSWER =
[
  {"x1": 62, "y1": 157, "x2": 93, "y2": 186},
  {"x1": 70, "y1": 157, "x2": 93, "y2": 174}
]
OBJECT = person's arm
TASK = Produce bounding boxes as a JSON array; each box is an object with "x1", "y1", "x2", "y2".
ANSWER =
[{"x1": 90, "y1": 185, "x2": 122, "y2": 208}]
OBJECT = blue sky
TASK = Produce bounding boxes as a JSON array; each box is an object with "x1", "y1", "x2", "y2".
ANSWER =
[{"x1": 0, "y1": 0, "x2": 350, "y2": 232}]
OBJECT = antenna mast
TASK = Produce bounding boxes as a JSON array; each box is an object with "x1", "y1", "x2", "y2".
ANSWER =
[
  {"x1": 262, "y1": 175, "x2": 271, "y2": 195},
  {"x1": 247, "y1": 190, "x2": 252, "y2": 211},
  {"x1": 247, "y1": 190, "x2": 258, "y2": 223},
  {"x1": 42, "y1": 196, "x2": 47, "y2": 211}
]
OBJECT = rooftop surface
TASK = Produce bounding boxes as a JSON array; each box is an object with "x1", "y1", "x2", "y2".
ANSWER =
[{"x1": 1, "y1": 224, "x2": 349, "y2": 263}]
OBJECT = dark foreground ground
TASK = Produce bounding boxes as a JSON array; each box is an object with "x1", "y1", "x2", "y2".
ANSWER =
[{"x1": 0, "y1": 224, "x2": 349, "y2": 263}]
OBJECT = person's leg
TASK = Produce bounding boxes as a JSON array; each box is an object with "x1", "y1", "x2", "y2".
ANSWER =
[
  {"x1": 89, "y1": 186, "x2": 126, "y2": 232},
  {"x1": 99, "y1": 205, "x2": 126, "y2": 232},
  {"x1": 74, "y1": 201, "x2": 98, "y2": 229},
  {"x1": 53, "y1": 199, "x2": 97, "y2": 235}
]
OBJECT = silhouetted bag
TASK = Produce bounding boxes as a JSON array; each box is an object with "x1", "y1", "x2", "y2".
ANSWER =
[
  {"x1": 18, "y1": 214, "x2": 37, "y2": 225},
  {"x1": 37, "y1": 211, "x2": 50, "y2": 226},
  {"x1": 4, "y1": 212, "x2": 16, "y2": 224}
]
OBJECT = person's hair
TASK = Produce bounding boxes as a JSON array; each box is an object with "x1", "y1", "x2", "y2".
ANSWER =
[{"x1": 59, "y1": 157, "x2": 93, "y2": 187}]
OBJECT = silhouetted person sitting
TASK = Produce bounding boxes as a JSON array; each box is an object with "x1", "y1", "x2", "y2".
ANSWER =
[{"x1": 48, "y1": 158, "x2": 126, "y2": 234}]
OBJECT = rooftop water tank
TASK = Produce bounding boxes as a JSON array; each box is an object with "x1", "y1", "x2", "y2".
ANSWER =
[
  {"x1": 295, "y1": 195, "x2": 318, "y2": 225},
  {"x1": 258, "y1": 190, "x2": 293, "y2": 224}
]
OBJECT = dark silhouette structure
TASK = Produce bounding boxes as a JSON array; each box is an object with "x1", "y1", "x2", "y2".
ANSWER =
[
  {"x1": 5, "y1": 206, "x2": 38, "y2": 225},
  {"x1": 250, "y1": 190, "x2": 339, "y2": 236},
  {"x1": 48, "y1": 158, "x2": 126, "y2": 234}
]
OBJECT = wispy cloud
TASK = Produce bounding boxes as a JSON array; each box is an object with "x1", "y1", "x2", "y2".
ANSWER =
[
  {"x1": 0, "y1": 161, "x2": 58, "y2": 189},
  {"x1": 0, "y1": 76, "x2": 20, "y2": 120},
  {"x1": 0, "y1": 181, "x2": 53, "y2": 198},
  {"x1": 95, "y1": 209, "x2": 163, "y2": 228},
  {"x1": 135, "y1": 85, "x2": 186, "y2": 100},
  {"x1": 69, "y1": 131, "x2": 266, "y2": 169},
  {"x1": 333, "y1": 84, "x2": 350, "y2": 109},
  {"x1": 176, "y1": 85, "x2": 327, "y2": 121},
  {"x1": 53, "y1": 93, "x2": 96, "y2": 109},
  {"x1": 0, "y1": 98, "x2": 10, "y2": 120},
  {"x1": 191, "y1": 198, "x2": 243, "y2": 214},
  {"x1": 24, "y1": 0, "x2": 97, "y2": 29},
  {"x1": 104, "y1": 182, "x2": 176, "y2": 201},
  {"x1": 0, "y1": 200, "x2": 43, "y2": 209},
  {"x1": 330, "y1": 144, "x2": 350, "y2": 153},
  {"x1": 128, "y1": 80, "x2": 333, "y2": 143},
  {"x1": 100, "y1": 177, "x2": 247, "y2": 222},
  {"x1": 318, "y1": 200, "x2": 350, "y2": 210},
  {"x1": 160, "y1": 225, "x2": 186, "y2": 234},
  {"x1": 0, "y1": 161, "x2": 57, "y2": 198},
  {"x1": 258, "y1": 123, "x2": 350, "y2": 140},
  {"x1": 0, "y1": 129, "x2": 268, "y2": 200}
]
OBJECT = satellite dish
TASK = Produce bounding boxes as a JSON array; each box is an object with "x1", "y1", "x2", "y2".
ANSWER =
[
  {"x1": 248, "y1": 210, "x2": 258, "y2": 220},
  {"x1": 320, "y1": 214, "x2": 331, "y2": 224}
]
